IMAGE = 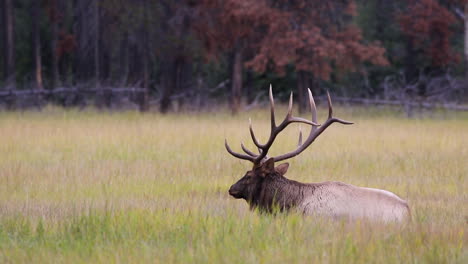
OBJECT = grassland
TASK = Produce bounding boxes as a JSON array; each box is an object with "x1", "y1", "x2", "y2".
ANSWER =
[{"x1": 0, "y1": 105, "x2": 467, "y2": 263}]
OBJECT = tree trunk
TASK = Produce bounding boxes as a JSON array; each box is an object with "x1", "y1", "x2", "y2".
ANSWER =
[
  {"x1": 3, "y1": 0, "x2": 15, "y2": 90},
  {"x1": 94, "y1": 0, "x2": 100, "y2": 90},
  {"x1": 231, "y1": 46, "x2": 243, "y2": 115},
  {"x1": 119, "y1": 33, "x2": 129, "y2": 86},
  {"x1": 160, "y1": 59, "x2": 174, "y2": 113},
  {"x1": 140, "y1": 50, "x2": 149, "y2": 112},
  {"x1": 98, "y1": 8, "x2": 111, "y2": 84},
  {"x1": 73, "y1": 0, "x2": 96, "y2": 83},
  {"x1": 175, "y1": 58, "x2": 185, "y2": 110},
  {"x1": 31, "y1": 0, "x2": 43, "y2": 90},
  {"x1": 245, "y1": 70, "x2": 254, "y2": 104},
  {"x1": 93, "y1": 0, "x2": 106, "y2": 107},
  {"x1": 73, "y1": 0, "x2": 86, "y2": 82},
  {"x1": 0, "y1": 0, "x2": 4, "y2": 81},
  {"x1": 71, "y1": 0, "x2": 79, "y2": 82},
  {"x1": 51, "y1": 0, "x2": 60, "y2": 89},
  {"x1": 464, "y1": 3, "x2": 468, "y2": 80},
  {"x1": 139, "y1": 0, "x2": 149, "y2": 112},
  {"x1": 404, "y1": 39, "x2": 418, "y2": 83}
]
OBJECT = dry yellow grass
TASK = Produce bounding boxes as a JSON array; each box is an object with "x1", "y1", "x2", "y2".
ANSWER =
[{"x1": 0, "y1": 105, "x2": 467, "y2": 263}]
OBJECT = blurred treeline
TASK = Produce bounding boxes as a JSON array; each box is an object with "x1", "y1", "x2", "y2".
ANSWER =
[{"x1": 1, "y1": 0, "x2": 467, "y2": 112}]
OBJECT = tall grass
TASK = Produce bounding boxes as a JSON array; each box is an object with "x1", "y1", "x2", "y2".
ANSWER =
[{"x1": 0, "y1": 106, "x2": 467, "y2": 263}]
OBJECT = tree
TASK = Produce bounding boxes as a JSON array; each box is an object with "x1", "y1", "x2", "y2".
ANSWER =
[
  {"x1": 139, "y1": 0, "x2": 150, "y2": 112},
  {"x1": 0, "y1": 0, "x2": 3, "y2": 81},
  {"x1": 195, "y1": 0, "x2": 281, "y2": 114},
  {"x1": 159, "y1": 0, "x2": 196, "y2": 113},
  {"x1": 73, "y1": 0, "x2": 102, "y2": 105},
  {"x1": 94, "y1": 0, "x2": 100, "y2": 91},
  {"x1": 447, "y1": 0, "x2": 468, "y2": 78},
  {"x1": 394, "y1": 0, "x2": 466, "y2": 100},
  {"x1": 45, "y1": 0, "x2": 61, "y2": 89},
  {"x1": 463, "y1": 2, "x2": 468, "y2": 79},
  {"x1": 245, "y1": 0, "x2": 388, "y2": 112},
  {"x1": 0, "y1": 0, "x2": 466, "y2": 110},
  {"x1": 398, "y1": 0, "x2": 459, "y2": 70},
  {"x1": 197, "y1": 0, "x2": 388, "y2": 113},
  {"x1": 74, "y1": 0, "x2": 95, "y2": 84},
  {"x1": 31, "y1": 0, "x2": 44, "y2": 90},
  {"x1": 3, "y1": 0, "x2": 16, "y2": 89}
]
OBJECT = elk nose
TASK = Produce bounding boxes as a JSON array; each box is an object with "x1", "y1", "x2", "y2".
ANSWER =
[{"x1": 228, "y1": 187, "x2": 238, "y2": 196}]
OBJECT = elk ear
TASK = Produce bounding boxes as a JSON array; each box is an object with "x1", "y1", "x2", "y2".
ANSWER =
[
  {"x1": 262, "y1": 158, "x2": 276, "y2": 174},
  {"x1": 275, "y1": 163, "x2": 289, "y2": 175}
]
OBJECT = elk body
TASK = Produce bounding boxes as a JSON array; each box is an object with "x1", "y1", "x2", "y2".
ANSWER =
[{"x1": 225, "y1": 86, "x2": 410, "y2": 222}]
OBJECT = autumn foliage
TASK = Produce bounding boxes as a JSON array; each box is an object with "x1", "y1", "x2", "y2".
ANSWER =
[
  {"x1": 196, "y1": 0, "x2": 389, "y2": 80},
  {"x1": 44, "y1": 0, "x2": 76, "y2": 59},
  {"x1": 195, "y1": 0, "x2": 281, "y2": 59},
  {"x1": 1, "y1": 0, "x2": 466, "y2": 112},
  {"x1": 398, "y1": 0, "x2": 459, "y2": 66}
]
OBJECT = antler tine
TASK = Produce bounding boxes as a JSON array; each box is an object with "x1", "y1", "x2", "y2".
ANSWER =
[
  {"x1": 241, "y1": 142, "x2": 258, "y2": 157},
  {"x1": 269, "y1": 85, "x2": 276, "y2": 129},
  {"x1": 246, "y1": 86, "x2": 281, "y2": 150},
  {"x1": 284, "y1": 91, "x2": 318, "y2": 126},
  {"x1": 273, "y1": 90, "x2": 353, "y2": 163},
  {"x1": 298, "y1": 126, "x2": 303, "y2": 147},
  {"x1": 248, "y1": 118, "x2": 262, "y2": 148},
  {"x1": 325, "y1": 90, "x2": 352, "y2": 125},
  {"x1": 249, "y1": 86, "x2": 278, "y2": 164},
  {"x1": 252, "y1": 87, "x2": 319, "y2": 164},
  {"x1": 308, "y1": 89, "x2": 318, "y2": 126},
  {"x1": 287, "y1": 92, "x2": 293, "y2": 117},
  {"x1": 225, "y1": 86, "x2": 332, "y2": 165},
  {"x1": 225, "y1": 139, "x2": 256, "y2": 162}
]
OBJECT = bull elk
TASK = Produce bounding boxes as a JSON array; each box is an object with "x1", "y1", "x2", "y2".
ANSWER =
[{"x1": 225, "y1": 86, "x2": 410, "y2": 222}]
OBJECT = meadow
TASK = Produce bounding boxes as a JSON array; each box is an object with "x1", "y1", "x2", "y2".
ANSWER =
[{"x1": 0, "y1": 105, "x2": 467, "y2": 263}]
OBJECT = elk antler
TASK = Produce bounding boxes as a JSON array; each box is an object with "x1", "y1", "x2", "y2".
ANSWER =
[
  {"x1": 272, "y1": 89, "x2": 353, "y2": 162},
  {"x1": 225, "y1": 85, "x2": 352, "y2": 165}
]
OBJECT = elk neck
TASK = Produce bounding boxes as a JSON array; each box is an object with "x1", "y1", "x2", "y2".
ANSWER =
[{"x1": 249, "y1": 173, "x2": 317, "y2": 213}]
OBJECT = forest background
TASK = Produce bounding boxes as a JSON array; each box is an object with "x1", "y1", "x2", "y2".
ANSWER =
[{"x1": 1, "y1": 0, "x2": 467, "y2": 114}]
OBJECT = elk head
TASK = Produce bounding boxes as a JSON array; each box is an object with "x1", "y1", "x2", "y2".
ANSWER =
[
  {"x1": 228, "y1": 158, "x2": 290, "y2": 201},
  {"x1": 225, "y1": 85, "x2": 353, "y2": 203}
]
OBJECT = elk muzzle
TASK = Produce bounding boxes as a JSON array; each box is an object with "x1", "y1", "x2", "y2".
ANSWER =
[{"x1": 228, "y1": 185, "x2": 243, "y2": 199}]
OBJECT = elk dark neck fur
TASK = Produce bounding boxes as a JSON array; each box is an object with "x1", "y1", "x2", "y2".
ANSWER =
[{"x1": 250, "y1": 172, "x2": 317, "y2": 213}]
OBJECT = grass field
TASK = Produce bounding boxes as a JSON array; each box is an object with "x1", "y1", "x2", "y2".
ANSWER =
[{"x1": 0, "y1": 105, "x2": 467, "y2": 263}]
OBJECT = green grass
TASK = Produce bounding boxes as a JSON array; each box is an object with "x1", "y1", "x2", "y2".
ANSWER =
[{"x1": 0, "y1": 105, "x2": 467, "y2": 263}]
